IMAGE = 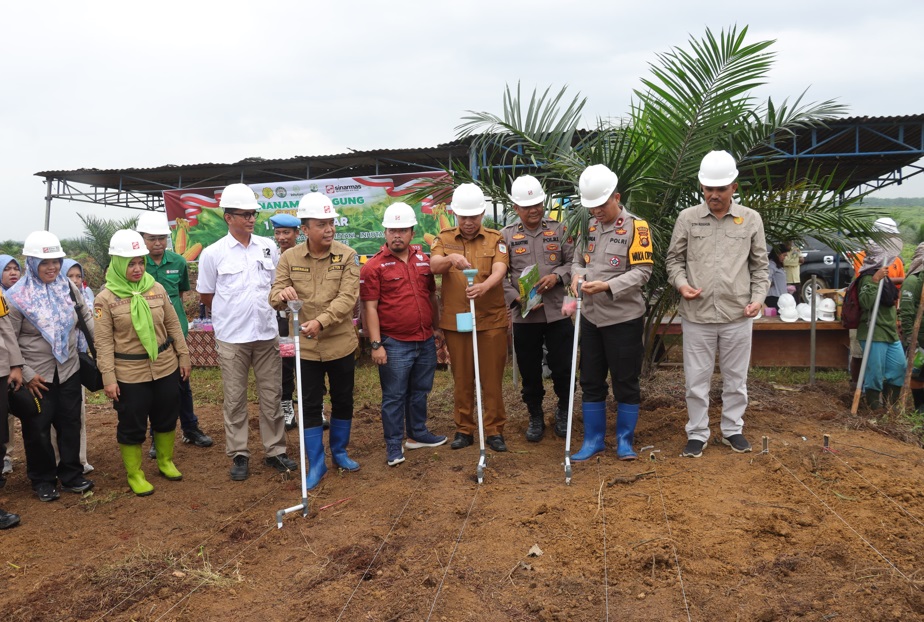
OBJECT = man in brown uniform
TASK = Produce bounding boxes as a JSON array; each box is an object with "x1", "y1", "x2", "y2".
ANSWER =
[
  {"x1": 270, "y1": 192, "x2": 361, "y2": 490},
  {"x1": 501, "y1": 175, "x2": 574, "y2": 441},
  {"x1": 430, "y1": 183, "x2": 510, "y2": 451}
]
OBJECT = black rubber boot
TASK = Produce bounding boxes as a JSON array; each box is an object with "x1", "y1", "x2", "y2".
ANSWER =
[
  {"x1": 525, "y1": 403, "x2": 545, "y2": 442},
  {"x1": 554, "y1": 404, "x2": 568, "y2": 438},
  {"x1": 865, "y1": 390, "x2": 882, "y2": 410},
  {"x1": 912, "y1": 388, "x2": 924, "y2": 413},
  {"x1": 883, "y1": 384, "x2": 902, "y2": 407}
]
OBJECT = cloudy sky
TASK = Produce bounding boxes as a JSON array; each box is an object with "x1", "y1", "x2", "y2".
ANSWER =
[{"x1": 2, "y1": 1, "x2": 922, "y2": 240}]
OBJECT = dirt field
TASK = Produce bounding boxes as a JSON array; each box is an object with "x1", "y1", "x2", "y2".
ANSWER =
[{"x1": 3, "y1": 365, "x2": 924, "y2": 622}]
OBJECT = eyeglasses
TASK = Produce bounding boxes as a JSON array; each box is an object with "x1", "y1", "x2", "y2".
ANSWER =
[{"x1": 226, "y1": 211, "x2": 257, "y2": 220}]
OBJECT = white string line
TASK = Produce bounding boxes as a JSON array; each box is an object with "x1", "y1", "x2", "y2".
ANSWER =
[
  {"x1": 336, "y1": 467, "x2": 430, "y2": 622},
  {"x1": 653, "y1": 465, "x2": 693, "y2": 622},
  {"x1": 596, "y1": 459, "x2": 610, "y2": 622},
  {"x1": 425, "y1": 486, "x2": 480, "y2": 622},
  {"x1": 154, "y1": 523, "x2": 277, "y2": 621},
  {"x1": 823, "y1": 448, "x2": 924, "y2": 529},
  {"x1": 94, "y1": 482, "x2": 284, "y2": 621},
  {"x1": 769, "y1": 453, "x2": 917, "y2": 586}
]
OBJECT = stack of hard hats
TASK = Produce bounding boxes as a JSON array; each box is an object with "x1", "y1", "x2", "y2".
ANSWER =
[
  {"x1": 819, "y1": 298, "x2": 837, "y2": 321},
  {"x1": 778, "y1": 293, "x2": 798, "y2": 322}
]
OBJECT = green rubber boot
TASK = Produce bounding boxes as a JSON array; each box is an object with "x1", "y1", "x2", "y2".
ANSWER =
[
  {"x1": 119, "y1": 444, "x2": 154, "y2": 496},
  {"x1": 153, "y1": 432, "x2": 183, "y2": 481}
]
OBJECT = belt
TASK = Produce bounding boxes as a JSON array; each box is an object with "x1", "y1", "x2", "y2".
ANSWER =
[{"x1": 114, "y1": 337, "x2": 174, "y2": 360}]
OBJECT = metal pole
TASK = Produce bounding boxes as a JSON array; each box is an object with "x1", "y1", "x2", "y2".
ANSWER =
[
  {"x1": 564, "y1": 268, "x2": 586, "y2": 484},
  {"x1": 463, "y1": 268, "x2": 487, "y2": 484},
  {"x1": 809, "y1": 275, "x2": 817, "y2": 384},
  {"x1": 43, "y1": 177, "x2": 53, "y2": 231},
  {"x1": 276, "y1": 300, "x2": 309, "y2": 528}
]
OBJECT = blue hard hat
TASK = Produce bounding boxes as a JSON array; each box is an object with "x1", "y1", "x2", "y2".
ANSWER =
[{"x1": 269, "y1": 213, "x2": 301, "y2": 229}]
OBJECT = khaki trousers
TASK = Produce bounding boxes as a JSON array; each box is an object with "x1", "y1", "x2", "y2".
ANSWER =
[
  {"x1": 444, "y1": 327, "x2": 507, "y2": 437},
  {"x1": 216, "y1": 338, "x2": 286, "y2": 459}
]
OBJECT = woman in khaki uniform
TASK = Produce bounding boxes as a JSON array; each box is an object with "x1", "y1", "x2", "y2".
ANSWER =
[{"x1": 94, "y1": 230, "x2": 190, "y2": 496}]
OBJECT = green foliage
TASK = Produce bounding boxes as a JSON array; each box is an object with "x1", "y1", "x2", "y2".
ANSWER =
[{"x1": 72, "y1": 213, "x2": 139, "y2": 279}]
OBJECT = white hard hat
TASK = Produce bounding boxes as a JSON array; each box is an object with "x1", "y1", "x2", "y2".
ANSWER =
[
  {"x1": 22, "y1": 230, "x2": 66, "y2": 259},
  {"x1": 873, "y1": 217, "x2": 900, "y2": 234},
  {"x1": 579, "y1": 164, "x2": 618, "y2": 208},
  {"x1": 509, "y1": 175, "x2": 546, "y2": 207},
  {"x1": 698, "y1": 150, "x2": 739, "y2": 186},
  {"x1": 382, "y1": 202, "x2": 417, "y2": 228},
  {"x1": 219, "y1": 183, "x2": 259, "y2": 210},
  {"x1": 109, "y1": 230, "x2": 150, "y2": 258},
  {"x1": 819, "y1": 298, "x2": 836, "y2": 321},
  {"x1": 796, "y1": 302, "x2": 813, "y2": 322},
  {"x1": 136, "y1": 212, "x2": 171, "y2": 235},
  {"x1": 297, "y1": 192, "x2": 340, "y2": 219},
  {"x1": 777, "y1": 293, "x2": 797, "y2": 309},
  {"x1": 450, "y1": 183, "x2": 487, "y2": 216},
  {"x1": 779, "y1": 306, "x2": 799, "y2": 322}
]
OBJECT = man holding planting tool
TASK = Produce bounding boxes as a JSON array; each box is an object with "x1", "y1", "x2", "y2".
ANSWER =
[
  {"x1": 197, "y1": 183, "x2": 297, "y2": 481},
  {"x1": 571, "y1": 164, "x2": 654, "y2": 462},
  {"x1": 666, "y1": 151, "x2": 769, "y2": 458},
  {"x1": 271, "y1": 192, "x2": 361, "y2": 490},
  {"x1": 501, "y1": 175, "x2": 574, "y2": 442},
  {"x1": 430, "y1": 183, "x2": 510, "y2": 452},
  {"x1": 361, "y1": 202, "x2": 446, "y2": 467}
]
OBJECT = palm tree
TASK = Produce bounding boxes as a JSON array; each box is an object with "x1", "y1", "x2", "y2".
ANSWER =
[
  {"x1": 411, "y1": 25, "x2": 883, "y2": 371},
  {"x1": 72, "y1": 213, "x2": 139, "y2": 284}
]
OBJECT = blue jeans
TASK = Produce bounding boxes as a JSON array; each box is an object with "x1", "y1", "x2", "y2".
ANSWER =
[
  {"x1": 859, "y1": 340, "x2": 906, "y2": 392},
  {"x1": 377, "y1": 336, "x2": 436, "y2": 444}
]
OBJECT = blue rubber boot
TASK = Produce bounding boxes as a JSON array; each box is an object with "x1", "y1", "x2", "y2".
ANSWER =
[
  {"x1": 329, "y1": 418, "x2": 361, "y2": 472},
  {"x1": 572, "y1": 402, "x2": 607, "y2": 462},
  {"x1": 615, "y1": 403, "x2": 639, "y2": 461},
  {"x1": 303, "y1": 426, "x2": 328, "y2": 491}
]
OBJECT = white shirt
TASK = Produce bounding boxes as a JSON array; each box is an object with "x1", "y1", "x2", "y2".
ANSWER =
[{"x1": 197, "y1": 233, "x2": 279, "y2": 343}]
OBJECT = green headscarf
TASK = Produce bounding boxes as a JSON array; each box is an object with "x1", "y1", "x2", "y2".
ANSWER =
[{"x1": 105, "y1": 255, "x2": 159, "y2": 360}]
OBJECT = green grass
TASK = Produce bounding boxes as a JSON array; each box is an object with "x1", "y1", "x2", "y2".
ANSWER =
[{"x1": 749, "y1": 367, "x2": 848, "y2": 385}]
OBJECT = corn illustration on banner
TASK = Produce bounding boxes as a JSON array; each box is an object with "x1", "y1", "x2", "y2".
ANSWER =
[{"x1": 163, "y1": 172, "x2": 454, "y2": 260}]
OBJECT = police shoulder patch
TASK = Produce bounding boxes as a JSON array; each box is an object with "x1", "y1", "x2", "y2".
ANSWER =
[{"x1": 628, "y1": 219, "x2": 654, "y2": 265}]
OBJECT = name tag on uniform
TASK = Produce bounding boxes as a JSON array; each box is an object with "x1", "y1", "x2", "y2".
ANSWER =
[
  {"x1": 166, "y1": 269, "x2": 179, "y2": 274},
  {"x1": 328, "y1": 265, "x2": 345, "y2": 272},
  {"x1": 292, "y1": 266, "x2": 310, "y2": 273}
]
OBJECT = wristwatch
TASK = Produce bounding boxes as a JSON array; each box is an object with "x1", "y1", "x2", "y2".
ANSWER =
[{"x1": 371, "y1": 341, "x2": 382, "y2": 350}]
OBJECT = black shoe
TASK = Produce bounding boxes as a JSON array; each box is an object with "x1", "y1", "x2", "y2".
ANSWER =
[
  {"x1": 183, "y1": 427, "x2": 214, "y2": 447},
  {"x1": 0, "y1": 509, "x2": 20, "y2": 529},
  {"x1": 61, "y1": 477, "x2": 94, "y2": 494},
  {"x1": 722, "y1": 434, "x2": 752, "y2": 453},
  {"x1": 148, "y1": 443, "x2": 157, "y2": 459},
  {"x1": 554, "y1": 406, "x2": 568, "y2": 438},
  {"x1": 681, "y1": 439, "x2": 707, "y2": 458},
  {"x1": 450, "y1": 432, "x2": 474, "y2": 450},
  {"x1": 282, "y1": 400, "x2": 296, "y2": 431},
  {"x1": 230, "y1": 455, "x2": 250, "y2": 481},
  {"x1": 264, "y1": 454, "x2": 297, "y2": 472},
  {"x1": 486, "y1": 435, "x2": 508, "y2": 452},
  {"x1": 33, "y1": 482, "x2": 60, "y2": 502},
  {"x1": 525, "y1": 404, "x2": 545, "y2": 442}
]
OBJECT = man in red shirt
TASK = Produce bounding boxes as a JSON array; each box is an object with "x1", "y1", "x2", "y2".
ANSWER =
[{"x1": 361, "y1": 203, "x2": 447, "y2": 466}]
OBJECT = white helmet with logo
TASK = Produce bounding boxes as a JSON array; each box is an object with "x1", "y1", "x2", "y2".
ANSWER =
[
  {"x1": 579, "y1": 164, "x2": 618, "y2": 208},
  {"x1": 382, "y1": 202, "x2": 418, "y2": 228},
  {"x1": 796, "y1": 302, "x2": 814, "y2": 322},
  {"x1": 219, "y1": 183, "x2": 259, "y2": 210},
  {"x1": 297, "y1": 193, "x2": 340, "y2": 219},
  {"x1": 22, "y1": 231, "x2": 66, "y2": 259},
  {"x1": 450, "y1": 183, "x2": 487, "y2": 216},
  {"x1": 777, "y1": 293, "x2": 797, "y2": 310},
  {"x1": 819, "y1": 298, "x2": 836, "y2": 321},
  {"x1": 779, "y1": 305, "x2": 799, "y2": 322},
  {"x1": 136, "y1": 212, "x2": 171, "y2": 235},
  {"x1": 109, "y1": 230, "x2": 150, "y2": 258},
  {"x1": 698, "y1": 150, "x2": 739, "y2": 186},
  {"x1": 509, "y1": 175, "x2": 546, "y2": 207}
]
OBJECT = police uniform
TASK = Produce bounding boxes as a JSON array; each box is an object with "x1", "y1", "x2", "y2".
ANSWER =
[
  {"x1": 430, "y1": 225, "x2": 509, "y2": 438},
  {"x1": 501, "y1": 218, "x2": 574, "y2": 433},
  {"x1": 270, "y1": 239, "x2": 360, "y2": 428}
]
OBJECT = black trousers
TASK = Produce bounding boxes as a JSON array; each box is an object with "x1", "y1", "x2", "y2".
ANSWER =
[
  {"x1": 299, "y1": 354, "x2": 354, "y2": 428},
  {"x1": 513, "y1": 319, "x2": 575, "y2": 408},
  {"x1": 281, "y1": 356, "x2": 295, "y2": 402},
  {"x1": 579, "y1": 316, "x2": 643, "y2": 405},
  {"x1": 17, "y1": 370, "x2": 83, "y2": 487},
  {"x1": 115, "y1": 370, "x2": 180, "y2": 445},
  {"x1": 0, "y1": 374, "x2": 8, "y2": 470}
]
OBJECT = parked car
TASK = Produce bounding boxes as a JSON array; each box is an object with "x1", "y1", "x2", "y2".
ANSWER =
[{"x1": 797, "y1": 235, "x2": 857, "y2": 301}]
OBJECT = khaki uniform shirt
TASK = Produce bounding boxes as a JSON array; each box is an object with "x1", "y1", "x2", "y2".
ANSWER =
[
  {"x1": 270, "y1": 239, "x2": 360, "y2": 361},
  {"x1": 572, "y1": 209, "x2": 653, "y2": 327},
  {"x1": 502, "y1": 219, "x2": 573, "y2": 324},
  {"x1": 0, "y1": 294, "x2": 25, "y2": 377},
  {"x1": 9, "y1": 282, "x2": 93, "y2": 384},
  {"x1": 430, "y1": 226, "x2": 509, "y2": 331},
  {"x1": 666, "y1": 201, "x2": 770, "y2": 324},
  {"x1": 94, "y1": 283, "x2": 190, "y2": 386}
]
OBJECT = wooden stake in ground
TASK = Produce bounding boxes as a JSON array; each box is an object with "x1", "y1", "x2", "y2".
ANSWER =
[{"x1": 897, "y1": 280, "x2": 924, "y2": 411}]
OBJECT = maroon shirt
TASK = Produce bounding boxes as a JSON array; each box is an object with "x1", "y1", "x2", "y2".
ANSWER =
[{"x1": 360, "y1": 244, "x2": 436, "y2": 341}]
